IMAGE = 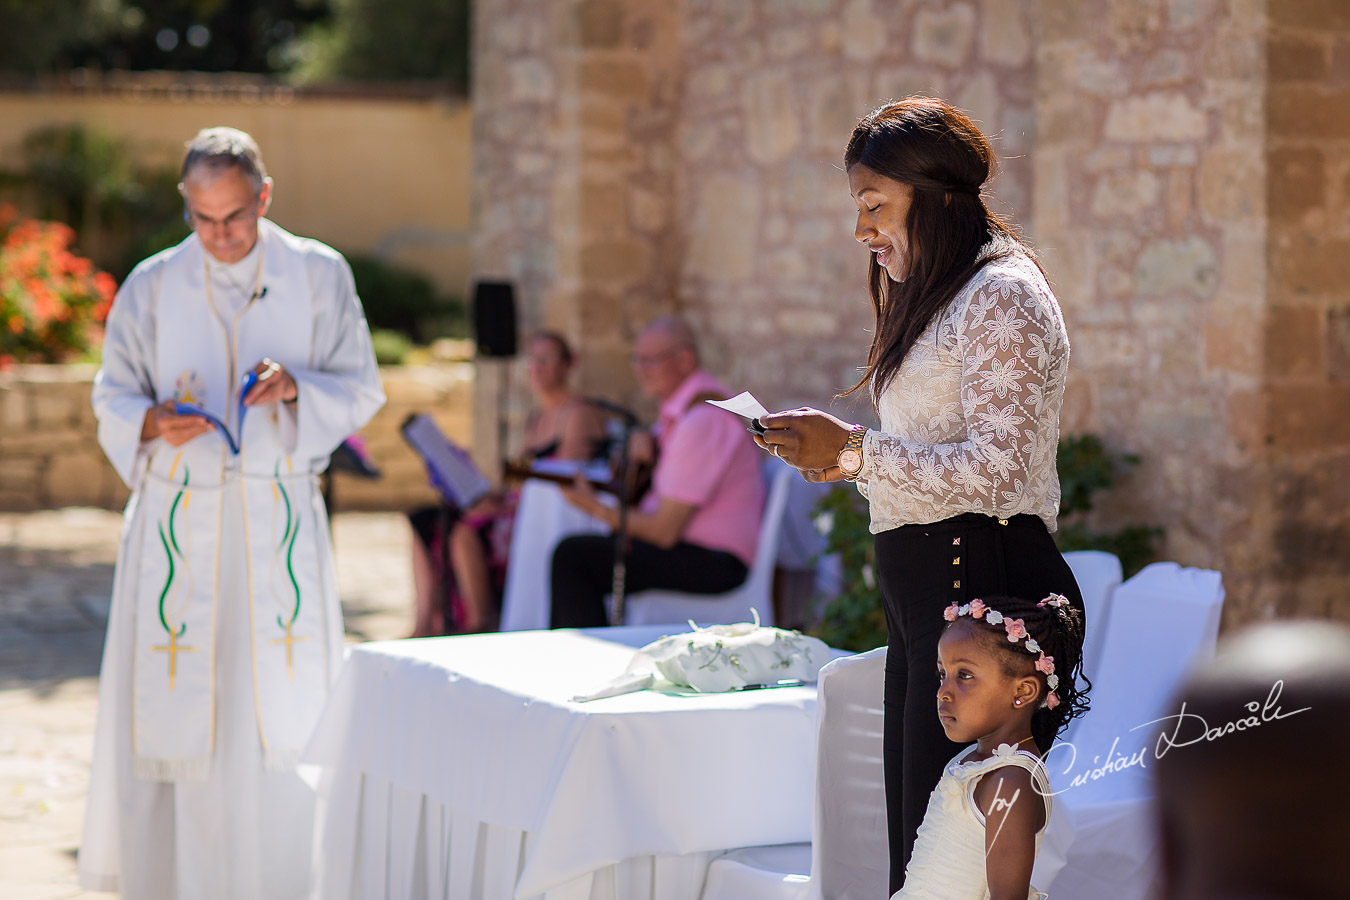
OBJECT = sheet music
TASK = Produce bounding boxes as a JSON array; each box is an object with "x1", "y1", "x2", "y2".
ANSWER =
[{"x1": 401, "y1": 414, "x2": 492, "y2": 509}]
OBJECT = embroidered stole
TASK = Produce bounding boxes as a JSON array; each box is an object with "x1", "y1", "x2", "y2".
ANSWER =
[{"x1": 131, "y1": 223, "x2": 332, "y2": 779}]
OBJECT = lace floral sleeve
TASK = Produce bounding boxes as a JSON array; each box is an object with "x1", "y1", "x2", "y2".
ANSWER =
[{"x1": 855, "y1": 266, "x2": 1068, "y2": 532}]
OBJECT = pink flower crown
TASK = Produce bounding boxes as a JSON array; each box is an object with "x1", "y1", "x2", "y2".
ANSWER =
[{"x1": 943, "y1": 594, "x2": 1071, "y2": 710}]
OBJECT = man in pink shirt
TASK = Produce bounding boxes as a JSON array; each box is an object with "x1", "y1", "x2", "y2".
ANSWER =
[{"x1": 551, "y1": 317, "x2": 766, "y2": 627}]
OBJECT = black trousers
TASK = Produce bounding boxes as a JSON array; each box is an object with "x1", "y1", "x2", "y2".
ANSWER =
[
  {"x1": 875, "y1": 513, "x2": 1084, "y2": 894},
  {"x1": 550, "y1": 534, "x2": 749, "y2": 628}
]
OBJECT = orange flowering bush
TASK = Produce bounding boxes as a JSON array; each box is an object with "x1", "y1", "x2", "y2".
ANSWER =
[{"x1": 0, "y1": 204, "x2": 117, "y2": 367}]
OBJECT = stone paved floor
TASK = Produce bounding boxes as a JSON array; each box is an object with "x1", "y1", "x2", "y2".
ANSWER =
[{"x1": 0, "y1": 508, "x2": 415, "y2": 899}]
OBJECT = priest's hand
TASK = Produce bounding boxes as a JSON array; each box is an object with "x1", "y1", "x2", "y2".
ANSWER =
[
  {"x1": 142, "y1": 401, "x2": 214, "y2": 446},
  {"x1": 243, "y1": 358, "x2": 298, "y2": 406},
  {"x1": 755, "y1": 407, "x2": 852, "y2": 470}
]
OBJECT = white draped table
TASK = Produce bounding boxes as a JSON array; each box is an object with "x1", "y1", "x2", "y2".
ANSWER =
[{"x1": 303, "y1": 627, "x2": 820, "y2": 900}]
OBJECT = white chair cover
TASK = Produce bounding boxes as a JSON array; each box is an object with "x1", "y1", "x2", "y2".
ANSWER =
[
  {"x1": 1033, "y1": 562, "x2": 1225, "y2": 899},
  {"x1": 700, "y1": 646, "x2": 889, "y2": 900},
  {"x1": 624, "y1": 463, "x2": 795, "y2": 627},
  {"x1": 1061, "y1": 550, "x2": 1124, "y2": 687},
  {"x1": 500, "y1": 479, "x2": 609, "y2": 632}
]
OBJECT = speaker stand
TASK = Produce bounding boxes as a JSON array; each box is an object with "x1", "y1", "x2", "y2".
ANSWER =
[{"x1": 496, "y1": 358, "x2": 511, "y2": 466}]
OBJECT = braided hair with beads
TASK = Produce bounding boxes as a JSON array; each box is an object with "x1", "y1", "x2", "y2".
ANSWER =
[{"x1": 942, "y1": 593, "x2": 1090, "y2": 753}]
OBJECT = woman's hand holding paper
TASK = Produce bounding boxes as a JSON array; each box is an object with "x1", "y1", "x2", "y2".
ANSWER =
[{"x1": 755, "y1": 407, "x2": 852, "y2": 470}]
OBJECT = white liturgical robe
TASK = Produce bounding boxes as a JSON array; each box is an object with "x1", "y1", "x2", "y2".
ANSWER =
[{"x1": 79, "y1": 219, "x2": 385, "y2": 899}]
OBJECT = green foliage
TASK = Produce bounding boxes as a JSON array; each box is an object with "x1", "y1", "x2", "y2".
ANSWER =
[
  {"x1": 809, "y1": 486, "x2": 885, "y2": 653},
  {"x1": 1057, "y1": 433, "x2": 1138, "y2": 517},
  {"x1": 1054, "y1": 434, "x2": 1162, "y2": 577},
  {"x1": 808, "y1": 433, "x2": 1163, "y2": 652},
  {"x1": 0, "y1": 0, "x2": 333, "y2": 75},
  {"x1": 344, "y1": 253, "x2": 466, "y2": 344},
  {"x1": 369, "y1": 328, "x2": 412, "y2": 366},
  {"x1": 1, "y1": 125, "x2": 188, "y2": 280},
  {"x1": 0, "y1": 0, "x2": 121, "y2": 74},
  {"x1": 291, "y1": 0, "x2": 470, "y2": 89}
]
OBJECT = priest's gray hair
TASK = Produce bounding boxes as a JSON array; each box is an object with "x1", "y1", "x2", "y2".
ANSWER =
[{"x1": 181, "y1": 127, "x2": 269, "y2": 196}]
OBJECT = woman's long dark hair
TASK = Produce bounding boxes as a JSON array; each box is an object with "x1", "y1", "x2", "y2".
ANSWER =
[{"x1": 842, "y1": 97, "x2": 1039, "y2": 401}]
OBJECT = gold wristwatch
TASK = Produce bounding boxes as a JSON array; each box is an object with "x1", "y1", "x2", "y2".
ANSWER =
[{"x1": 837, "y1": 424, "x2": 868, "y2": 481}]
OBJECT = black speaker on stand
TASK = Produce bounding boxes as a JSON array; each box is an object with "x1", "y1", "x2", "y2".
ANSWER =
[{"x1": 472, "y1": 281, "x2": 519, "y2": 473}]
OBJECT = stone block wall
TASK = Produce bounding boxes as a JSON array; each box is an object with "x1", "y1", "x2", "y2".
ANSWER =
[
  {"x1": 1261, "y1": 0, "x2": 1350, "y2": 619},
  {"x1": 474, "y1": 0, "x2": 1036, "y2": 423},
  {"x1": 0, "y1": 365, "x2": 128, "y2": 510},
  {"x1": 0, "y1": 364, "x2": 475, "y2": 514},
  {"x1": 472, "y1": 0, "x2": 685, "y2": 461},
  {"x1": 675, "y1": 0, "x2": 1035, "y2": 412},
  {"x1": 1032, "y1": 0, "x2": 1272, "y2": 625}
]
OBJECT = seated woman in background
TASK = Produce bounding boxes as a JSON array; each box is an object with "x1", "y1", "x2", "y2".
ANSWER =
[{"x1": 408, "y1": 332, "x2": 608, "y2": 636}]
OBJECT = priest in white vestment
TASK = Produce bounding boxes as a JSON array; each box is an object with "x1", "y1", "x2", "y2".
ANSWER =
[{"x1": 79, "y1": 127, "x2": 385, "y2": 899}]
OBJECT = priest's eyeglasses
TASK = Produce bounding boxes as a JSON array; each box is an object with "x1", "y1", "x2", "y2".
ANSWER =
[{"x1": 185, "y1": 205, "x2": 260, "y2": 232}]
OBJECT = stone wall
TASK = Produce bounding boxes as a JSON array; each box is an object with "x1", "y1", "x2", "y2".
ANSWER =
[
  {"x1": 675, "y1": 0, "x2": 1035, "y2": 412},
  {"x1": 0, "y1": 365, "x2": 127, "y2": 510},
  {"x1": 1032, "y1": 0, "x2": 1272, "y2": 626},
  {"x1": 473, "y1": 0, "x2": 1035, "y2": 422},
  {"x1": 471, "y1": 0, "x2": 685, "y2": 461},
  {"x1": 0, "y1": 364, "x2": 475, "y2": 514},
  {"x1": 1262, "y1": 0, "x2": 1350, "y2": 619}
]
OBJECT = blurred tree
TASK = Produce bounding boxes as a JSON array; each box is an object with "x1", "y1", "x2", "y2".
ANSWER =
[
  {"x1": 0, "y1": 125, "x2": 187, "y2": 280},
  {"x1": 0, "y1": 0, "x2": 332, "y2": 75},
  {"x1": 292, "y1": 0, "x2": 470, "y2": 91},
  {"x1": 0, "y1": 0, "x2": 122, "y2": 73},
  {"x1": 345, "y1": 252, "x2": 466, "y2": 344}
]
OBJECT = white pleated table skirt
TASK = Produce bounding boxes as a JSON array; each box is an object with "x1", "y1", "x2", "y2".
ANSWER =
[{"x1": 313, "y1": 769, "x2": 718, "y2": 900}]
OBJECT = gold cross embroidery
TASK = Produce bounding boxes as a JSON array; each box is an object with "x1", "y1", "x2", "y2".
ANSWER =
[
  {"x1": 152, "y1": 631, "x2": 196, "y2": 690},
  {"x1": 271, "y1": 621, "x2": 310, "y2": 680}
]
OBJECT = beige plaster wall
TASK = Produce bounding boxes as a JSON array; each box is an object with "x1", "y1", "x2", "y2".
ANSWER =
[{"x1": 0, "y1": 78, "x2": 473, "y2": 299}]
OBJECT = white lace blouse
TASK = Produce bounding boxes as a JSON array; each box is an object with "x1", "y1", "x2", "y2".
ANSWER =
[{"x1": 856, "y1": 250, "x2": 1069, "y2": 534}]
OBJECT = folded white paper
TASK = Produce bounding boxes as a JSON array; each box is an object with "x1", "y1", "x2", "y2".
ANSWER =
[{"x1": 706, "y1": 391, "x2": 770, "y2": 421}]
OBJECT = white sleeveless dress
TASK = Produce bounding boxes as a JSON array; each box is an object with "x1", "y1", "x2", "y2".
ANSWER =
[{"x1": 892, "y1": 743, "x2": 1052, "y2": 900}]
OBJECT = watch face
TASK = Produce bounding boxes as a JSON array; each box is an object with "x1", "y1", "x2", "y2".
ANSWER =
[{"x1": 840, "y1": 449, "x2": 862, "y2": 474}]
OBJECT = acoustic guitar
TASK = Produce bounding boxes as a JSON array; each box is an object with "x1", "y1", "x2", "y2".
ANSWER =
[{"x1": 501, "y1": 458, "x2": 653, "y2": 504}]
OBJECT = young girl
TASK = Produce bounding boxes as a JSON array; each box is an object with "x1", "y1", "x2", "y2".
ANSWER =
[{"x1": 893, "y1": 593, "x2": 1089, "y2": 900}]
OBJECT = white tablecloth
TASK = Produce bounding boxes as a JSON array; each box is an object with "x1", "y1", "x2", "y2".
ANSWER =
[
  {"x1": 500, "y1": 480, "x2": 609, "y2": 632},
  {"x1": 303, "y1": 627, "x2": 820, "y2": 900}
]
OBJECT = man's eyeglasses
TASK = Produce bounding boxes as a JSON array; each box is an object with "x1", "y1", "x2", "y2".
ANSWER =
[
  {"x1": 185, "y1": 206, "x2": 260, "y2": 232},
  {"x1": 631, "y1": 344, "x2": 690, "y2": 368}
]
